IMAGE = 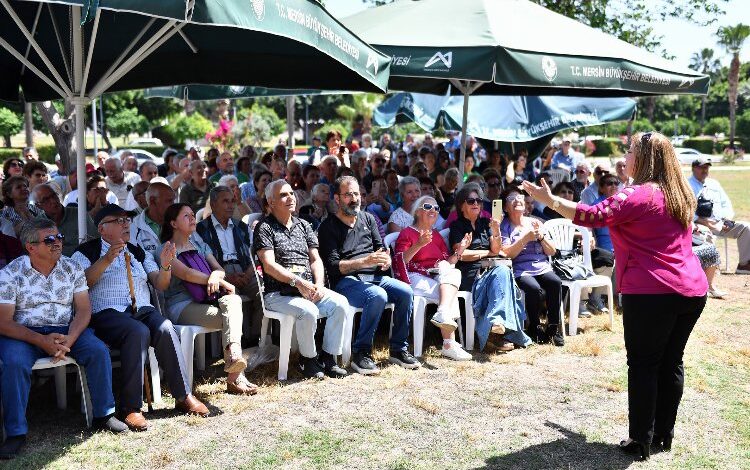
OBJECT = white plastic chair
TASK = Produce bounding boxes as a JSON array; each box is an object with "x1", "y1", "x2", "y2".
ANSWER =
[
  {"x1": 547, "y1": 168, "x2": 571, "y2": 186},
  {"x1": 173, "y1": 325, "x2": 222, "y2": 386},
  {"x1": 195, "y1": 208, "x2": 205, "y2": 221},
  {"x1": 543, "y1": 219, "x2": 614, "y2": 336},
  {"x1": 32, "y1": 357, "x2": 93, "y2": 427},
  {"x1": 242, "y1": 213, "x2": 264, "y2": 244}
]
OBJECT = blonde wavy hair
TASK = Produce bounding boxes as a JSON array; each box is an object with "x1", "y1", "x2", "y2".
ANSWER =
[{"x1": 630, "y1": 131, "x2": 696, "y2": 228}]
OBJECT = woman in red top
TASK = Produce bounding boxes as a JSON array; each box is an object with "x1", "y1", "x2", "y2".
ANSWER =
[
  {"x1": 523, "y1": 132, "x2": 707, "y2": 461},
  {"x1": 394, "y1": 196, "x2": 472, "y2": 361}
]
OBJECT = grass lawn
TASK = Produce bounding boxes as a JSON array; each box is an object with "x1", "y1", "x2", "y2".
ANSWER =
[{"x1": 4, "y1": 173, "x2": 750, "y2": 470}]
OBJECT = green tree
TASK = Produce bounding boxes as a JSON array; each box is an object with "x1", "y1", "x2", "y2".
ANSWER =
[
  {"x1": 703, "y1": 116, "x2": 730, "y2": 136},
  {"x1": 0, "y1": 107, "x2": 23, "y2": 147},
  {"x1": 717, "y1": 23, "x2": 750, "y2": 149},
  {"x1": 335, "y1": 93, "x2": 382, "y2": 134},
  {"x1": 238, "y1": 103, "x2": 284, "y2": 136},
  {"x1": 689, "y1": 48, "x2": 722, "y2": 127},
  {"x1": 163, "y1": 113, "x2": 213, "y2": 147},
  {"x1": 106, "y1": 108, "x2": 150, "y2": 139}
]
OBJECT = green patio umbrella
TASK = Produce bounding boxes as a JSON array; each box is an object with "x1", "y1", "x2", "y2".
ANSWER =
[
  {"x1": 0, "y1": 0, "x2": 390, "y2": 239},
  {"x1": 143, "y1": 85, "x2": 334, "y2": 101},
  {"x1": 343, "y1": 0, "x2": 709, "y2": 180}
]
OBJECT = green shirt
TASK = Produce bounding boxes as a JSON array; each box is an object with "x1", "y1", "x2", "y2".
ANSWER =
[{"x1": 145, "y1": 212, "x2": 161, "y2": 239}]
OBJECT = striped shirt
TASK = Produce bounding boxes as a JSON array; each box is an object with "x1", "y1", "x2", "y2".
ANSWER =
[{"x1": 72, "y1": 239, "x2": 158, "y2": 313}]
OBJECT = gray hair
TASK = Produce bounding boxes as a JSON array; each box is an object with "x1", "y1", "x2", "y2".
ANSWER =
[
  {"x1": 311, "y1": 182, "x2": 330, "y2": 198},
  {"x1": 32, "y1": 183, "x2": 57, "y2": 199},
  {"x1": 145, "y1": 181, "x2": 173, "y2": 203},
  {"x1": 18, "y1": 218, "x2": 57, "y2": 245},
  {"x1": 410, "y1": 195, "x2": 438, "y2": 219},
  {"x1": 140, "y1": 160, "x2": 158, "y2": 172},
  {"x1": 576, "y1": 160, "x2": 592, "y2": 172},
  {"x1": 398, "y1": 175, "x2": 420, "y2": 196},
  {"x1": 444, "y1": 167, "x2": 460, "y2": 182},
  {"x1": 454, "y1": 182, "x2": 485, "y2": 211},
  {"x1": 209, "y1": 185, "x2": 233, "y2": 205},
  {"x1": 264, "y1": 179, "x2": 289, "y2": 202},
  {"x1": 218, "y1": 174, "x2": 239, "y2": 187},
  {"x1": 105, "y1": 156, "x2": 122, "y2": 169}
]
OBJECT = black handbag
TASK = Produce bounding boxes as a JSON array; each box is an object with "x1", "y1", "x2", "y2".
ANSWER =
[
  {"x1": 696, "y1": 192, "x2": 714, "y2": 218},
  {"x1": 552, "y1": 249, "x2": 594, "y2": 281}
]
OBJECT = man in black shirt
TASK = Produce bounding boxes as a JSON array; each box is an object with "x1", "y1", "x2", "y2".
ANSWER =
[
  {"x1": 254, "y1": 180, "x2": 349, "y2": 379},
  {"x1": 318, "y1": 176, "x2": 420, "y2": 375}
]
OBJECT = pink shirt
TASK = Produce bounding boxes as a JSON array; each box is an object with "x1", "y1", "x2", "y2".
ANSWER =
[
  {"x1": 574, "y1": 184, "x2": 707, "y2": 297},
  {"x1": 393, "y1": 226, "x2": 449, "y2": 283}
]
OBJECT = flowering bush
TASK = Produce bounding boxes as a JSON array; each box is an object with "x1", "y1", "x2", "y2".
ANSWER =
[{"x1": 206, "y1": 119, "x2": 239, "y2": 153}]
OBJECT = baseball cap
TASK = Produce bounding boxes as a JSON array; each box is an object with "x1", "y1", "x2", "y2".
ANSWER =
[
  {"x1": 85, "y1": 163, "x2": 98, "y2": 175},
  {"x1": 692, "y1": 157, "x2": 712, "y2": 167},
  {"x1": 93, "y1": 203, "x2": 137, "y2": 226}
]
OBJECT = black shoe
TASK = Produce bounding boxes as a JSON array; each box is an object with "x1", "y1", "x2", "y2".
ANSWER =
[
  {"x1": 586, "y1": 296, "x2": 608, "y2": 315},
  {"x1": 547, "y1": 324, "x2": 564, "y2": 347},
  {"x1": 319, "y1": 351, "x2": 348, "y2": 378},
  {"x1": 532, "y1": 325, "x2": 549, "y2": 344},
  {"x1": 0, "y1": 435, "x2": 26, "y2": 460},
  {"x1": 93, "y1": 414, "x2": 129, "y2": 433},
  {"x1": 297, "y1": 355, "x2": 324, "y2": 380},
  {"x1": 389, "y1": 350, "x2": 421, "y2": 370},
  {"x1": 619, "y1": 439, "x2": 650, "y2": 461},
  {"x1": 652, "y1": 434, "x2": 672, "y2": 452},
  {"x1": 351, "y1": 352, "x2": 380, "y2": 375}
]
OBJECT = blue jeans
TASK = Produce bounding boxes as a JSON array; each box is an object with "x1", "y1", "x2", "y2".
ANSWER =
[
  {"x1": 335, "y1": 275, "x2": 413, "y2": 354},
  {"x1": 0, "y1": 326, "x2": 115, "y2": 437}
]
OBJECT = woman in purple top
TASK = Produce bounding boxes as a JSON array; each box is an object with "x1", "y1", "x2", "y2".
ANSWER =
[
  {"x1": 499, "y1": 188, "x2": 563, "y2": 347},
  {"x1": 523, "y1": 132, "x2": 708, "y2": 461}
]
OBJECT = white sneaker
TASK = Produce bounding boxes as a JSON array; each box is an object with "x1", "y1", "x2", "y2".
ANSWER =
[
  {"x1": 441, "y1": 341, "x2": 472, "y2": 361},
  {"x1": 431, "y1": 308, "x2": 458, "y2": 331}
]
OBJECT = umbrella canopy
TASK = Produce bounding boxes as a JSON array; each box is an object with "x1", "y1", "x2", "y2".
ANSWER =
[
  {"x1": 0, "y1": 0, "x2": 391, "y2": 102},
  {"x1": 373, "y1": 92, "x2": 636, "y2": 142},
  {"x1": 0, "y1": 0, "x2": 390, "y2": 241},
  {"x1": 343, "y1": 0, "x2": 708, "y2": 97}
]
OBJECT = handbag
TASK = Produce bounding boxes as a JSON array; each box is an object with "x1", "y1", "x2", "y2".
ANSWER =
[
  {"x1": 696, "y1": 191, "x2": 714, "y2": 218},
  {"x1": 177, "y1": 250, "x2": 219, "y2": 303},
  {"x1": 552, "y1": 249, "x2": 594, "y2": 281}
]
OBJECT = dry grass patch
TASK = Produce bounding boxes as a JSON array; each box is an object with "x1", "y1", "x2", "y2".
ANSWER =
[
  {"x1": 408, "y1": 396, "x2": 439, "y2": 415},
  {"x1": 567, "y1": 336, "x2": 603, "y2": 357}
]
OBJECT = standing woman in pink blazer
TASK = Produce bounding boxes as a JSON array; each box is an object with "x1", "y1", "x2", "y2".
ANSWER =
[{"x1": 523, "y1": 131, "x2": 707, "y2": 461}]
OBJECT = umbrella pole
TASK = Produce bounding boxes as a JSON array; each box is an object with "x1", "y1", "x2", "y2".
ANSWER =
[
  {"x1": 286, "y1": 96, "x2": 295, "y2": 150},
  {"x1": 458, "y1": 84, "x2": 470, "y2": 185},
  {"x1": 74, "y1": 100, "x2": 87, "y2": 242}
]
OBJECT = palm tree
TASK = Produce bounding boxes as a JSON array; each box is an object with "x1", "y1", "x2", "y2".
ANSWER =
[
  {"x1": 716, "y1": 24, "x2": 750, "y2": 149},
  {"x1": 689, "y1": 48, "x2": 721, "y2": 128}
]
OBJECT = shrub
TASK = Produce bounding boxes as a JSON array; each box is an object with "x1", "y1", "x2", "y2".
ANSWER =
[
  {"x1": 0, "y1": 107, "x2": 23, "y2": 147},
  {"x1": 0, "y1": 144, "x2": 58, "y2": 164},
  {"x1": 702, "y1": 116, "x2": 730, "y2": 136},
  {"x1": 589, "y1": 138, "x2": 623, "y2": 156},
  {"x1": 160, "y1": 113, "x2": 213, "y2": 148},
  {"x1": 682, "y1": 138, "x2": 715, "y2": 154},
  {"x1": 106, "y1": 108, "x2": 150, "y2": 138}
]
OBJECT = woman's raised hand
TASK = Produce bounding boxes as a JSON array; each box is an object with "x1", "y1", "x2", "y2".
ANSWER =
[
  {"x1": 522, "y1": 179, "x2": 553, "y2": 205},
  {"x1": 417, "y1": 229, "x2": 433, "y2": 247}
]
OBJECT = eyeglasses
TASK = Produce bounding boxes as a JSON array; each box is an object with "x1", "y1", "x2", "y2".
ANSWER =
[
  {"x1": 464, "y1": 197, "x2": 481, "y2": 205},
  {"x1": 100, "y1": 216, "x2": 132, "y2": 226},
  {"x1": 339, "y1": 191, "x2": 360, "y2": 198},
  {"x1": 505, "y1": 194, "x2": 523, "y2": 203},
  {"x1": 8, "y1": 161, "x2": 23, "y2": 168},
  {"x1": 594, "y1": 169, "x2": 609, "y2": 176},
  {"x1": 420, "y1": 203, "x2": 438, "y2": 212},
  {"x1": 31, "y1": 233, "x2": 64, "y2": 246}
]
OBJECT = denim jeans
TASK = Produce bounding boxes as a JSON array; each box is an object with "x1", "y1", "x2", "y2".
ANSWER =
[
  {"x1": 335, "y1": 275, "x2": 413, "y2": 354},
  {"x1": 0, "y1": 326, "x2": 115, "y2": 437},
  {"x1": 263, "y1": 289, "x2": 349, "y2": 358}
]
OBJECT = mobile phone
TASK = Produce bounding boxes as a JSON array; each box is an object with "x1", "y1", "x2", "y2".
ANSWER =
[
  {"x1": 339, "y1": 145, "x2": 347, "y2": 154},
  {"x1": 492, "y1": 199, "x2": 504, "y2": 221},
  {"x1": 724, "y1": 219, "x2": 736, "y2": 229}
]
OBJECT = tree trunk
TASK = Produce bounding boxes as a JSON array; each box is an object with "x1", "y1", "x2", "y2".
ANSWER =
[
  {"x1": 643, "y1": 97, "x2": 656, "y2": 122},
  {"x1": 24, "y1": 102, "x2": 33, "y2": 147},
  {"x1": 3, "y1": 135, "x2": 10, "y2": 147},
  {"x1": 700, "y1": 95, "x2": 707, "y2": 130},
  {"x1": 728, "y1": 54, "x2": 740, "y2": 149},
  {"x1": 36, "y1": 100, "x2": 77, "y2": 174}
]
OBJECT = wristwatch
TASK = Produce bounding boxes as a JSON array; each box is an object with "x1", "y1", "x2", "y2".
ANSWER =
[
  {"x1": 289, "y1": 276, "x2": 297, "y2": 287},
  {"x1": 552, "y1": 197, "x2": 561, "y2": 211}
]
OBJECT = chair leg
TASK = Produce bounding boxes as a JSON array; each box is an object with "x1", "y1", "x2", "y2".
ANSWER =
[
  {"x1": 148, "y1": 347, "x2": 162, "y2": 405},
  {"x1": 179, "y1": 330, "x2": 195, "y2": 387},
  {"x1": 462, "y1": 293, "x2": 475, "y2": 351},
  {"x1": 76, "y1": 365, "x2": 93, "y2": 428},
  {"x1": 340, "y1": 307, "x2": 354, "y2": 367},
  {"x1": 196, "y1": 333, "x2": 206, "y2": 371},
  {"x1": 143, "y1": 366, "x2": 153, "y2": 413},
  {"x1": 259, "y1": 316, "x2": 270, "y2": 347},
  {"x1": 412, "y1": 297, "x2": 426, "y2": 357},
  {"x1": 277, "y1": 317, "x2": 294, "y2": 381},
  {"x1": 606, "y1": 284, "x2": 615, "y2": 329},
  {"x1": 54, "y1": 364, "x2": 67, "y2": 410},
  {"x1": 724, "y1": 236, "x2": 729, "y2": 272},
  {"x1": 568, "y1": 285, "x2": 581, "y2": 336}
]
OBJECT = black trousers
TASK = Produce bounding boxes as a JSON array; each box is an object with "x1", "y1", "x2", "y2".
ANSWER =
[
  {"x1": 516, "y1": 271, "x2": 562, "y2": 328},
  {"x1": 90, "y1": 306, "x2": 190, "y2": 411},
  {"x1": 621, "y1": 293, "x2": 706, "y2": 444}
]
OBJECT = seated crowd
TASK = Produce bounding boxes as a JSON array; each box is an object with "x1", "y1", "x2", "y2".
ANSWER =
[{"x1": 0, "y1": 130, "x2": 738, "y2": 459}]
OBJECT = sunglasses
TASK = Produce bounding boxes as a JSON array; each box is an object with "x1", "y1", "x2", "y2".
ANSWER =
[
  {"x1": 8, "y1": 161, "x2": 24, "y2": 168},
  {"x1": 32, "y1": 233, "x2": 64, "y2": 246},
  {"x1": 420, "y1": 203, "x2": 438, "y2": 212},
  {"x1": 575, "y1": 169, "x2": 588, "y2": 174},
  {"x1": 594, "y1": 169, "x2": 609, "y2": 176},
  {"x1": 465, "y1": 197, "x2": 481, "y2": 205}
]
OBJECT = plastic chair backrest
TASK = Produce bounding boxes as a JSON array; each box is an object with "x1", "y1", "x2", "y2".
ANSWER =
[
  {"x1": 242, "y1": 213, "x2": 264, "y2": 244},
  {"x1": 439, "y1": 228, "x2": 450, "y2": 250},
  {"x1": 543, "y1": 218, "x2": 594, "y2": 270},
  {"x1": 383, "y1": 231, "x2": 399, "y2": 251},
  {"x1": 547, "y1": 168, "x2": 571, "y2": 186}
]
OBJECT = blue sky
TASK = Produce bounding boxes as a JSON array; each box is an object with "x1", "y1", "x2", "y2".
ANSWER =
[{"x1": 327, "y1": 0, "x2": 750, "y2": 70}]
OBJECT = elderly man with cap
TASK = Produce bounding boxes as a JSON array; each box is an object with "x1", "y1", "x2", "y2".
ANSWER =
[
  {"x1": 579, "y1": 162, "x2": 612, "y2": 206},
  {"x1": 551, "y1": 137, "x2": 583, "y2": 173},
  {"x1": 72, "y1": 204, "x2": 209, "y2": 431},
  {"x1": 130, "y1": 179, "x2": 175, "y2": 256},
  {"x1": 689, "y1": 157, "x2": 750, "y2": 274}
]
